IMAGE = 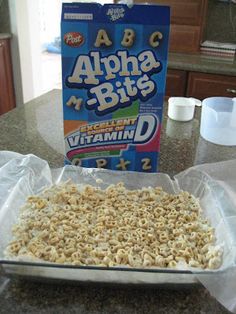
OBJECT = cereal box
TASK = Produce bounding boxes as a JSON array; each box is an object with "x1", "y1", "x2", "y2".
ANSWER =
[{"x1": 61, "y1": 3, "x2": 170, "y2": 172}]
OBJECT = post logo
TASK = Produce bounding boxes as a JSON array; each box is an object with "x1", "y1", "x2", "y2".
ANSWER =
[{"x1": 64, "y1": 32, "x2": 84, "y2": 47}]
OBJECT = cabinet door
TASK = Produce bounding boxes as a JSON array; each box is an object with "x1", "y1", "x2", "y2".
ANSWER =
[
  {"x1": 0, "y1": 39, "x2": 16, "y2": 115},
  {"x1": 169, "y1": 25, "x2": 200, "y2": 53},
  {"x1": 165, "y1": 69, "x2": 187, "y2": 98},
  {"x1": 187, "y1": 72, "x2": 236, "y2": 100}
]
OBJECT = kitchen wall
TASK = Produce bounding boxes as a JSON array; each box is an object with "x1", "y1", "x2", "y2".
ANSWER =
[
  {"x1": 1, "y1": 0, "x2": 24, "y2": 107},
  {"x1": 204, "y1": 0, "x2": 236, "y2": 43},
  {"x1": 0, "y1": 0, "x2": 10, "y2": 32}
]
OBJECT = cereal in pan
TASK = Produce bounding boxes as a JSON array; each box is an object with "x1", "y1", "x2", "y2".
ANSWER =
[{"x1": 5, "y1": 181, "x2": 223, "y2": 269}]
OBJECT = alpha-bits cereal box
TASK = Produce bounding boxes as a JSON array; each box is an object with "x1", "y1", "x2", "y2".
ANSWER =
[{"x1": 61, "y1": 3, "x2": 170, "y2": 172}]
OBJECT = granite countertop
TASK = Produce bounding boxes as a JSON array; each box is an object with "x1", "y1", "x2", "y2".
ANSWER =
[
  {"x1": 0, "y1": 90, "x2": 236, "y2": 314},
  {"x1": 168, "y1": 52, "x2": 236, "y2": 77},
  {"x1": 0, "y1": 33, "x2": 11, "y2": 40}
]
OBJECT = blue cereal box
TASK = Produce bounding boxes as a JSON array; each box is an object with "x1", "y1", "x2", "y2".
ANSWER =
[{"x1": 61, "y1": 3, "x2": 170, "y2": 172}]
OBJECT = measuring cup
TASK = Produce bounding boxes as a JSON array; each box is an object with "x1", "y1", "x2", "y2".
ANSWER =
[
  {"x1": 168, "y1": 97, "x2": 201, "y2": 122},
  {"x1": 200, "y1": 97, "x2": 236, "y2": 146}
]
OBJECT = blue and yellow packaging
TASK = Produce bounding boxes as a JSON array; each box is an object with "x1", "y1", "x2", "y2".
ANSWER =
[{"x1": 61, "y1": 3, "x2": 170, "y2": 172}]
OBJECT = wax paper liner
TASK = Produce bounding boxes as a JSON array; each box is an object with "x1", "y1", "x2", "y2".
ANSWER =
[{"x1": 0, "y1": 151, "x2": 235, "y2": 312}]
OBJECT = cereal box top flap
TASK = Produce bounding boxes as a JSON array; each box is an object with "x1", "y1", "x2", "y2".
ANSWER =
[{"x1": 61, "y1": 3, "x2": 170, "y2": 25}]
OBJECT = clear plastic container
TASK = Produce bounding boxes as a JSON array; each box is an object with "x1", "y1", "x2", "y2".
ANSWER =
[{"x1": 200, "y1": 97, "x2": 236, "y2": 146}]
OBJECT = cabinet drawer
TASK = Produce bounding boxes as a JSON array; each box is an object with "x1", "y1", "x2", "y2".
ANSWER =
[
  {"x1": 169, "y1": 25, "x2": 200, "y2": 53},
  {"x1": 187, "y1": 72, "x2": 236, "y2": 100},
  {"x1": 150, "y1": 0, "x2": 206, "y2": 26},
  {"x1": 165, "y1": 69, "x2": 187, "y2": 97}
]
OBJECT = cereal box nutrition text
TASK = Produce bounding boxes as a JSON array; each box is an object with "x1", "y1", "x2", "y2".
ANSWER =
[{"x1": 61, "y1": 3, "x2": 170, "y2": 172}]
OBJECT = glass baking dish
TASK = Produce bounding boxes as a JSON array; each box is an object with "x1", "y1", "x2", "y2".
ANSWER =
[
  {"x1": 0, "y1": 152, "x2": 234, "y2": 286},
  {"x1": 1, "y1": 259, "x2": 202, "y2": 285}
]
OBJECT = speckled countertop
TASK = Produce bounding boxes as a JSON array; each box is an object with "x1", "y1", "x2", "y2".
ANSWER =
[
  {"x1": 0, "y1": 90, "x2": 235, "y2": 314},
  {"x1": 168, "y1": 52, "x2": 236, "y2": 77}
]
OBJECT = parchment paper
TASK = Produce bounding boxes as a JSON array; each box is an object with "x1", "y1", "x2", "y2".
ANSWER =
[{"x1": 0, "y1": 151, "x2": 235, "y2": 312}]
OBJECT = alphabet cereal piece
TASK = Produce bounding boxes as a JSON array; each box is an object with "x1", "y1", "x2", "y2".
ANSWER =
[
  {"x1": 96, "y1": 159, "x2": 108, "y2": 168},
  {"x1": 141, "y1": 158, "x2": 152, "y2": 171},
  {"x1": 72, "y1": 158, "x2": 82, "y2": 166},
  {"x1": 149, "y1": 31, "x2": 163, "y2": 48},
  {"x1": 75, "y1": 98, "x2": 83, "y2": 111},
  {"x1": 121, "y1": 29, "x2": 135, "y2": 47},
  {"x1": 94, "y1": 29, "x2": 112, "y2": 47},
  {"x1": 66, "y1": 96, "x2": 77, "y2": 107},
  {"x1": 116, "y1": 158, "x2": 131, "y2": 171}
]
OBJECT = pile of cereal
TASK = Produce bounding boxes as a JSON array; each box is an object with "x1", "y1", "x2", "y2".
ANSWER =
[{"x1": 5, "y1": 181, "x2": 222, "y2": 269}]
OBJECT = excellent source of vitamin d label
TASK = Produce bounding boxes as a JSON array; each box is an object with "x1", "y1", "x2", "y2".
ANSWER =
[{"x1": 61, "y1": 3, "x2": 170, "y2": 172}]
